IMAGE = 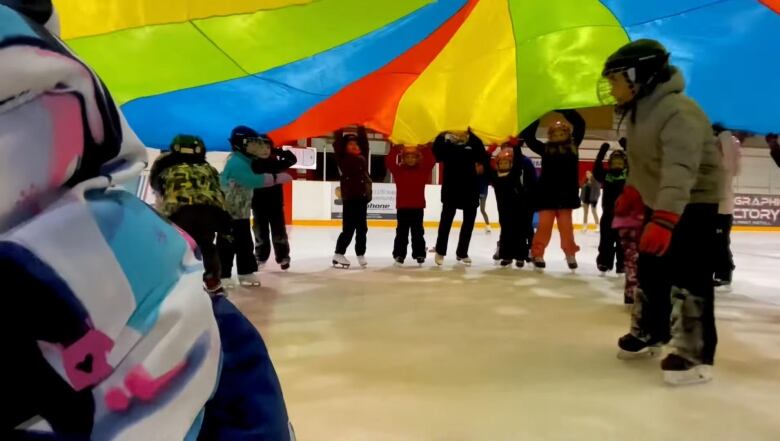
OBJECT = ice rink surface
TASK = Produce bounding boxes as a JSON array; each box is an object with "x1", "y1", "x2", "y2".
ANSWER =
[{"x1": 228, "y1": 226, "x2": 780, "y2": 441}]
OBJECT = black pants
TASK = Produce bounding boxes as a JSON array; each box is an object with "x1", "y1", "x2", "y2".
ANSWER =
[
  {"x1": 522, "y1": 209, "x2": 535, "y2": 258},
  {"x1": 435, "y1": 203, "x2": 477, "y2": 258},
  {"x1": 713, "y1": 214, "x2": 735, "y2": 282},
  {"x1": 170, "y1": 204, "x2": 230, "y2": 286},
  {"x1": 217, "y1": 219, "x2": 258, "y2": 277},
  {"x1": 393, "y1": 208, "x2": 426, "y2": 261},
  {"x1": 597, "y1": 211, "x2": 624, "y2": 271},
  {"x1": 335, "y1": 199, "x2": 369, "y2": 256},
  {"x1": 636, "y1": 203, "x2": 718, "y2": 364},
  {"x1": 253, "y1": 203, "x2": 290, "y2": 264},
  {"x1": 497, "y1": 202, "x2": 530, "y2": 261}
]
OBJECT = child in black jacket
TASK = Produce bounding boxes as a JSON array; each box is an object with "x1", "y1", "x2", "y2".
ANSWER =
[
  {"x1": 432, "y1": 130, "x2": 489, "y2": 266},
  {"x1": 593, "y1": 142, "x2": 628, "y2": 273},
  {"x1": 251, "y1": 138, "x2": 298, "y2": 270},
  {"x1": 521, "y1": 110, "x2": 585, "y2": 270},
  {"x1": 489, "y1": 143, "x2": 537, "y2": 268}
]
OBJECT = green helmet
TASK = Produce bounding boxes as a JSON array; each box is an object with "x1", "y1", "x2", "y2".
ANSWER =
[{"x1": 170, "y1": 134, "x2": 206, "y2": 156}]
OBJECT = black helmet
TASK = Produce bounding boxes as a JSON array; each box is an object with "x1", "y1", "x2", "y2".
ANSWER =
[
  {"x1": 229, "y1": 125, "x2": 272, "y2": 153},
  {"x1": 170, "y1": 134, "x2": 206, "y2": 156},
  {"x1": 599, "y1": 39, "x2": 672, "y2": 122},
  {"x1": 602, "y1": 39, "x2": 670, "y2": 85},
  {"x1": 0, "y1": 0, "x2": 53, "y2": 25}
]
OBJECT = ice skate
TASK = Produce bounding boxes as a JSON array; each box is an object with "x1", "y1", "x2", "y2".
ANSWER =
[
  {"x1": 713, "y1": 277, "x2": 731, "y2": 289},
  {"x1": 617, "y1": 334, "x2": 662, "y2": 360},
  {"x1": 204, "y1": 275, "x2": 225, "y2": 296},
  {"x1": 515, "y1": 259, "x2": 525, "y2": 269},
  {"x1": 220, "y1": 277, "x2": 235, "y2": 289},
  {"x1": 533, "y1": 257, "x2": 546, "y2": 272},
  {"x1": 238, "y1": 273, "x2": 261, "y2": 287},
  {"x1": 662, "y1": 354, "x2": 713, "y2": 386},
  {"x1": 566, "y1": 255, "x2": 578, "y2": 271},
  {"x1": 434, "y1": 253, "x2": 444, "y2": 266},
  {"x1": 332, "y1": 254, "x2": 351, "y2": 269},
  {"x1": 492, "y1": 242, "x2": 501, "y2": 262},
  {"x1": 357, "y1": 255, "x2": 368, "y2": 268},
  {"x1": 416, "y1": 257, "x2": 426, "y2": 266},
  {"x1": 393, "y1": 256, "x2": 404, "y2": 267},
  {"x1": 456, "y1": 256, "x2": 472, "y2": 266},
  {"x1": 500, "y1": 259, "x2": 512, "y2": 268},
  {"x1": 597, "y1": 263, "x2": 609, "y2": 274},
  {"x1": 280, "y1": 258, "x2": 291, "y2": 271},
  {"x1": 256, "y1": 260, "x2": 267, "y2": 270}
]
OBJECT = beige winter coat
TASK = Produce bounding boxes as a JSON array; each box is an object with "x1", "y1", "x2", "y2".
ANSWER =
[{"x1": 625, "y1": 69, "x2": 724, "y2": 215}]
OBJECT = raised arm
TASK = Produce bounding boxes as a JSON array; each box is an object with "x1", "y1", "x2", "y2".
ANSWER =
[
  {"x1": 252, "y1": 149, "x2": 298, "y2": 175},
  {"x1": 385, "y1": 145, "x2": 402, "y2": 174},
  {"x1": 520, "y1": 120, "x2": 545, "y2": 156},
  {"x1": 333, "y1": 129, "x2": 346, "y2": 157},
  {"x1": 357, "y1": 126, "x2": 370, "y2": 160},
  {"x1": 432, "y1": 133, "x2": 449, "y2": 162},
  {"x1": 468, "y1": 131, "x2": 490, "y2": 171},
  {"x1": 558, "y1": 109, "x2": 586, "y2": 147},
  {"x1": 592, "y1": 142, "x2": 610, "y2": 183},
  {"x1": 421, "y1": 145, "x2": 436, "y2": 170}
]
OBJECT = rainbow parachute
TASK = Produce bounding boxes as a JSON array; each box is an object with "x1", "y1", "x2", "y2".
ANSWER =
[{"x1": 57, "y1": 0, "x2": 780, "y2": 150}]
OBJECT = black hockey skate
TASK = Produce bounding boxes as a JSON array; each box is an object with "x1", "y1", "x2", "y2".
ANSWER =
[
  {"x1": 280, "y1": 258, "x2": 291, "y2": 271},
  {"x1": 500, "y1": 259, "x2": 513, "y2": 268},
  {"x1": 617, "y1": 334, "x2": 662, "y2": 360},
  {"x1": 662, "y1": 354, "x2": 712, "y2": 386},
  {"x1": 515, "y1": 259, "x2": 525, "y2": 268}
]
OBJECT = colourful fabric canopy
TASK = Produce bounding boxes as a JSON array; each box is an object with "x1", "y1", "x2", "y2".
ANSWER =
[{"x1": 57, "y1": 0, "x2": 780, "y2": 150}]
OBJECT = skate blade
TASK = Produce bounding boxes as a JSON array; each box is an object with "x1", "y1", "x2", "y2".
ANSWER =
[
  {"x1": 239, "y1": 281, "x2": 261, "y2": 287},
  {"x1": 332, "y1": 261, "x2": 350, "y2": 269},
  {"x1": 664, "y1": 365, "x2": 712, "y2": 386},
  {"x1": 617, "y1": 346, "x2": 662, "y2": 360}
]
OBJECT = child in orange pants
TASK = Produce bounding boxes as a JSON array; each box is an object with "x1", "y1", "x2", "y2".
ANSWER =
[{"x1": 521, "y1": 110, "x2": 586, "y2": 270}]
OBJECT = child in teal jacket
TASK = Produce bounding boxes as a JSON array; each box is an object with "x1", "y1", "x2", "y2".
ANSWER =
[{"x1": 218, "y1": 127, "x2": 292, "y2": 288}]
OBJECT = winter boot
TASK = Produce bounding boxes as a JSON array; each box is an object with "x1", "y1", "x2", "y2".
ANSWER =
[{"x1": 663, "y1": 287, "x2": 712, "y2": 386}]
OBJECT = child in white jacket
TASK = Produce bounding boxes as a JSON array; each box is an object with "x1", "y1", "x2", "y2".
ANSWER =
[{"x1": 712, "y1": 125, "x2": 742, "y2": 287}]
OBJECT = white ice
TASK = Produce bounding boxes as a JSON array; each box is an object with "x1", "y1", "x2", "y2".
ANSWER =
[{"x1": 228, "y1": 226, "x2": 780, "y2": 441}]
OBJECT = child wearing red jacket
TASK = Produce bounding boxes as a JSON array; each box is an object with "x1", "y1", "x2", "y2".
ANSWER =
[{"x1": 386, "y1": 145, "x2": 436, "y2": 265}]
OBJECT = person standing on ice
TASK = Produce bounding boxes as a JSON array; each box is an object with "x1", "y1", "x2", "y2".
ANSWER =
[
  {"x1": 150, "y1": 135, "x2": 232, "y2": 294},
  {"x1": 711, "y1": 124, "x2": 742, "y2": 287},
  {"x1": 432, "y1": 129, "x2": 490, "y2": 266},
  {"x1": 218, "y1": 127, "x2": 293, "y2": 288},
  {"x1": 0, "y1": 1, "x2": 295, "y2": 438},
  {"x1": 488, "y1": 143, "x2": 537, "y2": 268},
  {"x1": 386, "y1": 144, "x2": 436, "y2": 266},
  {"x1": 521, "y1": 109, "x2": 585, "y2": 271},
  {"x1": 332, "y1": 126, "x2": 372, "y2": 269},
  {"x1": 250, "y1": 133, "x2": 298, "y2": 271},
  {"x1": 601, "y1": 39, "x2": 724, "y2": 385},
  {"x1": 593, "y1": 142, "x2": 628, "y2": 274},
  {"x1": 580, "y1": 170, "x2": 601, "y2": 231}
]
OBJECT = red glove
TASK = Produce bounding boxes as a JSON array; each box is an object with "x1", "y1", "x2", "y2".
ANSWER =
[
  {"x1": 639, "y1": 210, "x2": 680, "y2": 256},
  {"x1": 615, "y1": 185, "x2": 643, "y2": 217}
]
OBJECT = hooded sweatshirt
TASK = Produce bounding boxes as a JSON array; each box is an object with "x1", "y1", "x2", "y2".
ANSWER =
[
  {"x1": 1, "y1": 5, "x2": 222, "y2": 439},
  {"x1": 625, "y1": 69, "x2": 724, "y2": 214}
]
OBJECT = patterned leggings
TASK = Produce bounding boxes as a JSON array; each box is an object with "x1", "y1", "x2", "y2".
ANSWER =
[{"x1": 619, "y1": 228, "x2": 641, "y2": 300}]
